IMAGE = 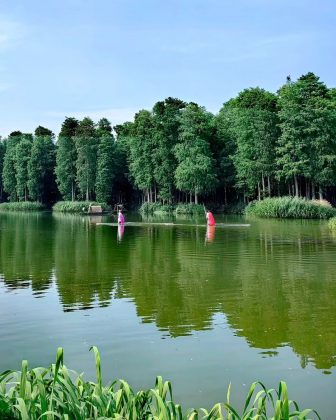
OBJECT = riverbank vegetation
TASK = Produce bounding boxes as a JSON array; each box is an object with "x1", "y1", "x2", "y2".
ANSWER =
[
  {"x1": 0, "y1": 201, "x2": 45, "y2": 212},
  {"x1": 52, "y1": 201, "x2": 109, "y2": 213},
  {"x1": 0, "y1": 347, "x2": 320, "y2": 420},
  {"x1": 140, "y1": 202, "x2": 205, "y2": 215},
  {"x1": 0, "y1": 72, "x2": 336, "y2": 211},
  {"x1": 328, "y1": 217, "x2": 336, "y2": 230},
  {"x1": 246, "y1": 197, "x2": 336, "y2": 219}
]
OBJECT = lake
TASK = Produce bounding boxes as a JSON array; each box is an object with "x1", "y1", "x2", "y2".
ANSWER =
[{"x1": 0, "y1": 212, "x2": 335, "y2": 418}]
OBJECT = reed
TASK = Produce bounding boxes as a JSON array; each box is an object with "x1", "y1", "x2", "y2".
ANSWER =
[
  {"x1": 328, "y1": 217, "x2": 336, "y2": 230},
  {"x1": 0, "y1": 201, "x2": 45, "y2": 212},
  {"x1": 0, "y1": 347, "x2": 320, "y2": 419},
  {"x1": 52, "y1": 201, "x2": 109, "y2": 213},
  {"x1": 246, "y1": 196, "x2": 336, "y2": 219}
]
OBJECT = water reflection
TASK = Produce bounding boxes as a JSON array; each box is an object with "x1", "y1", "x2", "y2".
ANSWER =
[{"x1": 0, "y1": 213, "x2": 335, "y2": 370}]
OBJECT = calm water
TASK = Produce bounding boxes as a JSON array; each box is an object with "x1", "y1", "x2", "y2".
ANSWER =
[{"x1": 0, "y1": 212, "x2": 335, "y2": 418}]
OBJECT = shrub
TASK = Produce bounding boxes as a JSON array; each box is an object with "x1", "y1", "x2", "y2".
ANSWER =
[
  {"x1": 0, "y1": 201, "x2": 45, "y2": 212},
  {"x1": 328, "y1": 217, "x2": 336, "y2": 230},
  {"x1": 140, "y1": 202, "x2": 168, "y2": 214},
  {"x1": 53, "y1": 201, "x2": 110, "y2": 213},
  {"x1": 246, "y1": 196, "x2": 336, "y2": 219},
  {"x1": 175, "y1": 203, "x2": 205, "y2": 215},
  {"x1": 0, "y1": 347, "x2": 320, "y2": 420}
]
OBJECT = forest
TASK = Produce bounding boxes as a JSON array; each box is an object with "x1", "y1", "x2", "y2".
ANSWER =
[{"x1": 0, "y1": 72, "x2": 336, "y2": 208}]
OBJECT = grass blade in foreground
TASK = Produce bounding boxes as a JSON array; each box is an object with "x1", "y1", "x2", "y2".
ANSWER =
[{"x1": 0, "y1": 348, "x2": 320, "y2": 419}]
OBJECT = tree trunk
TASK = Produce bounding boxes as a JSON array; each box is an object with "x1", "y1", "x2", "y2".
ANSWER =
[
  {"x1": 311, "y1": 182, "x2": 316, "y2": 199},
  {"x1": 261, "y1": 174, "x2": 265, "y2": 198},
  {"x1": 294, "y1": 175, "x2": 299, "y2": 197},
  {"x1": 257, "y1": 181, "x2": 261, "y2": 201},
  {"x1": 318, "y1": 186, "x2": 323, "y2": 200},
  {"x1": 288, "y1": 184, "x2": 291, "y2": 196},
  {"x1": 72, "y1": 181, "x2": 75, "y2": 201},
  {"x1": 195, "y1": 189, "x2": 198, "y2": 204},
  {"x1": 267, "y1": 176, "x2": 271, "y2": 197}
]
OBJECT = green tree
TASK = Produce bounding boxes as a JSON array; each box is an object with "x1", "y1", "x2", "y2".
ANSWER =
[
  {"x1": 2, "y1": 132, "x2": 22, "y2": 202},
  {"x1": 128, "y1": 110, "x2": 156, "y2": 202},
  {"x1": 152, "y1": 98, "x2": 186, "y2": 203},
  {"x1": 55, "y1": 117, "x2": 79, "y2": 201},
  {"x1": 277, "y1": 73, "x2": 334, "y2": 198},
  {"x1": 75, "y1": 117, "x2": 98, "y2": 201},
  {"x1": 15, "y1": 136, "x2": 33, "y2": 201},
  {"x1": 226, "y1": 88, "x2": 278, "y2": 200},
  {"x1": 28, "y1": 130, "x2": 56, "y2": 202},
  {"x1": 174, "y1": 103, "x2": 217, "y2": 203},
  {"x1": 0, "y1": 139, "x2": 5, "y2": 201},
  {"x1": 95, "y1": 118, "x2": 115, "y2": 203}
]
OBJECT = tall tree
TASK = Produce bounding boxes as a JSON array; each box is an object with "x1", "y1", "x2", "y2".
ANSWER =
[
  {"x1": 75, "y1": 117, "x2": 98, "y2": 201},
  {"x1": 28, "y1": 130, "x2": 56, "y2": 202},
  {"x1": 2, "y1": 132, "x2": 22, "y2": 202},
  {"x1": 0, "y1": 139, "x2": 5, "y2": 201},
  {"x1": 96, "y1": 118, "x2": 115, "y2": 203},
  {"x1": 128, "y1": 110, "x2": 156, "y2": 202},
  {"x1": 174, "y1": 103, "x2": 217, "y2": 204},
  {"x1": 277, "y1": 72, "x2": 334, "y2": 198},
  {"x1": 152, "y1": 98, "x2": 186, "y2": 203},
  {"x1": 228, "y1": 88, "x2": 278, "y2": 200},
  {"x1": 55, "y1": 117, "x2": 79, "y2": 201},
  {"x1": 15, "y1": 136, "x2": 33, "y2": 201}
]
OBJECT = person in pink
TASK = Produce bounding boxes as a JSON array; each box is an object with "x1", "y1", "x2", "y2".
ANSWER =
[
  {"x1": 206, "y1": 209, "x2": 215, "y2": 226},
  {"x1": 118, "y1": 210, "x2": 125, "y2": 225}
]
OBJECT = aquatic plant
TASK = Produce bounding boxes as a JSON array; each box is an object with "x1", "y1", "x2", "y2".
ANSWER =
[
  {"x1": 52, "y1": 201, "x2": 110, "y2": 213},
  {"x1": 0, "y1": 201, "x2": 45, "y2": 212},
  {"x1": 246, "y1": 197, "x2": 336, "y2": 219},
  {"x1": 0, "y1": 347, "x2": 320, "y2": 419},
  {"x1": 328, "y1": 217, "x2": 336, "y2": 230},
  {"x1": 175, "y1": 203, "x2": 205, "y2": 215}
]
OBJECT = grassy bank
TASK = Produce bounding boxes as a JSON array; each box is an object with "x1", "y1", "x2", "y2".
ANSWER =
[
  {"x1": 0, "y1": 348, "x2": 319, "y2": 420},
  {"x1": 246, "y1": 196, "x2": 336, "y2": 219},
  {"x1": 52, "y1": 201, "x2": 110, "y2": 213},
  {"x1": 140, "y1": 202, "x2": 205, "y2": 215},
  {"x1": 0, "y1": 201, "x2": 45, "y2": 212}
]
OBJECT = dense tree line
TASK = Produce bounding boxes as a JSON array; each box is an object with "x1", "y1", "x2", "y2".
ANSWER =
[{"x1": 1, "y1": 72, "x2": 336, "y2": 206}]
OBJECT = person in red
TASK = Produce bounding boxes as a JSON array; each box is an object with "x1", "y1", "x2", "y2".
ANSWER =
[{"x1": 206, "y1": 209, "x2": 215, "y2": 226}]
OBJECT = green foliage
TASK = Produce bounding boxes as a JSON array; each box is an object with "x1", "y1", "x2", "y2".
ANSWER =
[
  {"x1": 0, "y1": 201, "x2": 45, "y2": 212},
  {"x1": 328, "y1": 217, "x2": 336, "y2": 230},
  {"x1": 175, "y1": 203, "x2": 205, "y2": 214},
  {"x1": 174, "y1": 103, "x2": 217, "y2": 203},
  {"x1": 2, "y1": 135, "x2": 20, "y2": 202},
  {"x1": 0, "y1": 347, "x2": 320, "y2": 419},
  {"x1": 95, "y1": 133, "x2": 116, "y2": 203},
  {"x1": 0, "y1": 140, "x2": 6, "y2": 200},
  {"x1": 140, "y1": 202, "x2": 174, "y2": 214},
  {"x1": 55, "y1": 117, "x2": 79, "y2": 201},
  {"x1": 15, "y1": 138, "x2": 32, "y2": 201},
  {"x1": 28, "y1": 134, "x2": 56, "y2": 202},
  {"x1": 52, "y1": 201, "x2": 109, "y2": 213},
  {"x1": 75, "y1": 117, "x2": 99, "y2": 201},
  {"x1": 246, "y1": 197, "x2": 336, "y2": 219}
]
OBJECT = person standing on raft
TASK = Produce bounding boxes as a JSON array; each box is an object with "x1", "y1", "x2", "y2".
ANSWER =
[
  {"x1": 118, "y1": 209, "x2": 125, "y2": 225},
  {"x1": 205, "y1": 208, "x2": 215, "y2": 226}
]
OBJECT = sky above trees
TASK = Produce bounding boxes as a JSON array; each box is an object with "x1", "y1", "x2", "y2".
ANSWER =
[{"x1": 0, "y1": 0, "x2": 335, "y2": 136}]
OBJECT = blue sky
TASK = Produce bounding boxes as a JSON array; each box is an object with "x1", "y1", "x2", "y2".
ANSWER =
[{"x1": 0, "y1": 0, "x2": 335, "y2": 136}]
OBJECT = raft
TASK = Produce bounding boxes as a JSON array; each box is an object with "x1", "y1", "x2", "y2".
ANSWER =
[{"x1": 96, "y1": 222, "x2": 250, "y2": 228}]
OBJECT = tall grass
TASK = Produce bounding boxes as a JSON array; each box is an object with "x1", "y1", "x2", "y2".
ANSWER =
[
  {"x1": 0, "y1": 202, "x2": 45, "y2": 212},
  {"x1": 175, "y1": 203, "x2": 205, "y2": 215},
  {"x1": 328, "y1": 217, "x2": 336, "y2": 230},
  {"x1": 140, "y1": 203, "x2": 205, "y2": 215},
  {"x1": 0, "y1": 347, "x2": 320, "y2": 419},
  {"x1": 52, "y1": 201, "x2": 110, "y2": 213},
  {"x1": 246, "y1": 196, "x2": 336, "y2": 219}
]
